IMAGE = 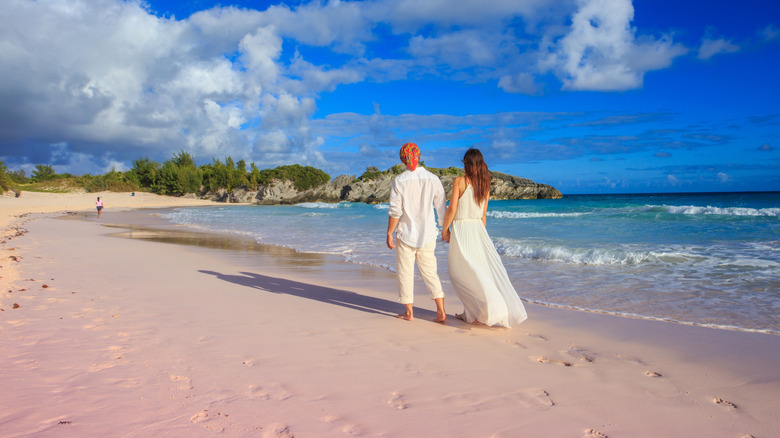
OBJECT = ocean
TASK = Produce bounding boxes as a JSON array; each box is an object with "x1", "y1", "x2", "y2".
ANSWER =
[{"x1": 162, "y1": 191, "x2": 780, "y2": 334}]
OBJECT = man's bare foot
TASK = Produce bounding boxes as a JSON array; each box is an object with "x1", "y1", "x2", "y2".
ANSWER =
[
  {"x1": 397, "y1": 304, "x2": 414, "y2": 321},
  {"x1": 433, "y1": 298, "x2": 446, "y2": 324}
]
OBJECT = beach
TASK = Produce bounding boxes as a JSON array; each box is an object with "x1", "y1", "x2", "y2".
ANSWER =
[{"x1": 1, "y1": 192, "x2": 779, "y2": 437}]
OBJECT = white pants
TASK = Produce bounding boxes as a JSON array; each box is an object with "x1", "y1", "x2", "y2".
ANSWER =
[{"x1": 395, "y1": 240, "x2": 445, "y2": 304}]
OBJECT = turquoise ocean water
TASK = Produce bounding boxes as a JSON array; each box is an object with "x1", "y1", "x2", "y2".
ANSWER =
[{"x1": 162, "y1": 192, "x2": 780, "y2": 334}]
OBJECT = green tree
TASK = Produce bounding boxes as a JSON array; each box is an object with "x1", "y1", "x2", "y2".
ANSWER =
[
  {"x1": 0, "y1": 160, "x2": 9, "y2": 191},
  {"x1": 234, "y1": 159, "x2": 249, "y2": 188},
  {"x1": 85, "y1": 169, "x2": 139, "y2": 192},
  {"x1": 201, "y1": 158, "x2": 229, "y2": 192},
  {"x1": 154, "y1": 151, "x2": 202, "y2": 195},
  {"x1": 127, "y1": 157, "x2": 160, "y2": 189},
  {"x1": 256, "y1": 164, "x2": 330, "y2": 190},
  {"x1": 248, "y1": 163, "x2": 262, "y2": 187},
  {"x1": 200, "y1": 157, "x2": 250, "y2": 192},
  {"x1": 9, "y1": 168, "x2": 30, "y2": 184},
  {"x1": 172, "y1": 150, "x2": 196, "y2": 168},
  {"x1": 32, "y1": 164, "x2": 56, "y2": 182}
]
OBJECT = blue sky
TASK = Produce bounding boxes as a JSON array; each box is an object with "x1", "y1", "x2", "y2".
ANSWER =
[{"x1": 1, "y1": 0, "x2": 778, "y2": 194}]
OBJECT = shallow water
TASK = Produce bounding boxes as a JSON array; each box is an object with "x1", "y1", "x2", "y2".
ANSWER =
[{"x1": 162, "y1": 192, "x2": 780, "y2": 334}]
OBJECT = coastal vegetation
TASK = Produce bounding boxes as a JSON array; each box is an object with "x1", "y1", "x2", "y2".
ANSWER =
[
  {"x1": 356, "y1": 164, "x2": 463, "y2": 182},
  {"x1": 0, "y1": 160, "x2": 9, "y2": 192},
  {"x1": 1, "y1": 153, "x2": 562, "y2": 202},
  {"x1": 0, "y1": 152, "x2": 331, "y2": 196},
  {"x1": 2, "y1": 154, "x2": 464, "y2": 196}
]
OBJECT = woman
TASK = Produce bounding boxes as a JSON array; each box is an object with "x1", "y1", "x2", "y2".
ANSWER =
[{"x1": 441, "y1": 149, "x2": 527, "y2": 328}]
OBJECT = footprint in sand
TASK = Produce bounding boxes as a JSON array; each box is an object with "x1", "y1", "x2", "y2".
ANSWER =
[
  {"x1": 318, "y1": 415, "x2": 364, "y2": 436},
  {"x1": 388, "y1": 392, "x2": 408, "y2": 410},
  {"x1": 503, "y1": 339, "x2": 527, "y2": 349},
  {"x1": 493, "y1": 389, "x2": 556, "y2": 408},
  {"x1": 107, "y1": 346, "x2": 126, "y2": 360},
  {"x1": 247, "y1": 384, "x2": 293, "y2": 401},
  {"x1": 644, "y1": 370, "x2": 663, "y2": 377},
  {"x1": 341, "y1": 423, "x2": 365, "y2": 436},
  {"x1": 565, "y1": 346, "x2": 596, "y2": 363},
  {"x1": 615, "y1": 354, "x2": 646, "y2": 365},
  {"x1": 242, "y1": 359, "x2": 259, "y2": 367},
  {"x1": 170, "y1": 375, "x2": 193, "y2": 390},
  {"x1": 263, "y1": 423, "x2": 294, "y2": 438},
  {"x1": 524, "y1": 388, "x2": 555, "y2": 407},
  {"x1": 526, "y1": 333, "x2": 548, "y2": 341},
  {"x1": 88, "y1": 362, "x2": 118, "y2": 372},
  {"x1": 584, "y1": 428, "x2": 608, "y2": 437},
  {"x1": 536, "y1": 356, "x2": 573, "y2": 367},
  {"x1": 190, "y1": 410, "x2": 209, "y2": 423},
  {"x1": 115, "y1": 379, "x2": 139, "y2": 388},
  {"x1": 190, "y1": 410, "x2": 227, "y2": 433},
  {"x1": 713, "y1": 398, "x2": 737, "y2": 409}
]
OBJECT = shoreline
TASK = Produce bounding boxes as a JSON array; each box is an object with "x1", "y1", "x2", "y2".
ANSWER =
[
  {"x1": 154, "y1": 203, "x2": 780, "y2": 336},
  {"x1": 79, "y1": 211, "x2": 780, "y2": 375},
  {"x1": 2, "y1": 193, "x2": 779, "y2": 436},
  {"x1": 112, "y1": 208, "x2": 780, "y2": 336}
]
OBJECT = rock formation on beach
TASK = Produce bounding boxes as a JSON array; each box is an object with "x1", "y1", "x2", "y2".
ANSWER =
[{"x1": 209, "y1": 166, "x2": 562, "y2": 204}]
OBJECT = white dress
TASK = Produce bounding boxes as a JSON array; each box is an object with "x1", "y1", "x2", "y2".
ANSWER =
[{"x1": 449, "y1": 185, "x2": 528, "y2": 327}]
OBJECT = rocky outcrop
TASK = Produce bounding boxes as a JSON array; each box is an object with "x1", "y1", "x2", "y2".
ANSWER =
[
  {"x1": 206, "y1": 167, "x2": 562, "y2": 204},
  {"x1": 488, "y1": 171, "x2": 563, "y2": 200}
]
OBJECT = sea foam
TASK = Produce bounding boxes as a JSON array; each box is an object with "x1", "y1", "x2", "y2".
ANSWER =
[
  {"x1": 487, "y1": 211, "x2": 587, "y2": 219},
  {"x1": 653, "y1": 205, "x2": 780, "y2": 217},
  {"x1": 492, "y1": 238, "x2": 658, "y2": 265},
  {"x1": 295, "y1": 202, "x2": 353, "y2": 209}
]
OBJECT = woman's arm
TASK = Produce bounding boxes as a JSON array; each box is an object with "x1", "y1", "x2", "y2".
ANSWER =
[
  {"x1": 481, "y1": 197, "x2": 488, "y2": 227},
  {"x1": 441, "y1": 176, "x2": 464, "y2": 243}
]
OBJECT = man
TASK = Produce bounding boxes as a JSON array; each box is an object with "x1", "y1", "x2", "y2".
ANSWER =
[{"x1": 386, "y1": 142, "x2": 447, "y2": 322}]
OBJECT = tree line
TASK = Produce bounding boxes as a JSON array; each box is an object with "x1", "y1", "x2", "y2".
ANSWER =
[{"x1": 0, "y1": 151, "x2": 331, "y2": 196}]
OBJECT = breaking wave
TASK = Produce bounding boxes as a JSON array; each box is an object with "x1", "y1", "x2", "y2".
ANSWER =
[
  {"x1": 649, "y1": 205, "x2": 780, "y2": 217},
  {"x1": 487, "y1": 211, "x2": 588, "y2": 219}
]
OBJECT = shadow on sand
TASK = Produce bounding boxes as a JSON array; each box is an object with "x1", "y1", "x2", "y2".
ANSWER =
[{"x1": 199, "y1": 270, "x2": 441, "y2": 321}]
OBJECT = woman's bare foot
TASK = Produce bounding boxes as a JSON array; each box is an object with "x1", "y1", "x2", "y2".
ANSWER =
[{"x1": 455, "y1": 313, "x2": 465, "y2": 321}]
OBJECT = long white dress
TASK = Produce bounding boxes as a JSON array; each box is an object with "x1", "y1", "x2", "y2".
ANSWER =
[{"x1": 449, "y1": 185, "x2": 528, "y2": 327}]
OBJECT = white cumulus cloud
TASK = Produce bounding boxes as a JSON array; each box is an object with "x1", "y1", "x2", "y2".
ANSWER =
[{"x1": 542, "y1": 0, "x2": 687, "y2": 91}]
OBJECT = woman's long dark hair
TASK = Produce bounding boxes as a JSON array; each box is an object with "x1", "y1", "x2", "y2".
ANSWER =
[{"x1": 463, "y1": 148, "x2": 490, "y2": 205}]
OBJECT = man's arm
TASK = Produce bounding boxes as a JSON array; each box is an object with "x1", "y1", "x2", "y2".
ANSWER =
[
  {"x1": 387, "y1": 216, "x2": 399, "y2": 249},
  {"x1": 387, "y1": 178, "x2": 402, "y2": 249}
]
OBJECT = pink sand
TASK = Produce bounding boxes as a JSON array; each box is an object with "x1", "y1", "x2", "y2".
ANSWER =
[{"x1": 1, "y1": 192, "x2": 778, "y2": 437}]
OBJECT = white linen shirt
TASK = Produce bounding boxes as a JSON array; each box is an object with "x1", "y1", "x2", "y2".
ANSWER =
[{"x1": 388, "y1": 166, "x2": 447, "y2": 248}]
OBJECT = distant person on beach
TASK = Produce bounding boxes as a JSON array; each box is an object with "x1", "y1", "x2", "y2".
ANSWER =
[
  {"x1": 441, "y1": 148, "x2": 527, "y2": 327},
  {"x1": 386, "y1": 142, "x2": 448, "y2": 322},
  {"x1": 96, "y1": 196, "x2": 103, "y2": 218}
]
